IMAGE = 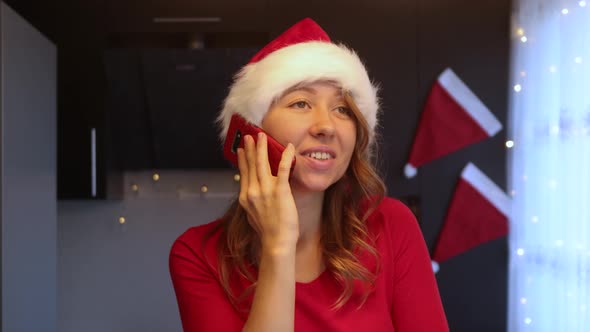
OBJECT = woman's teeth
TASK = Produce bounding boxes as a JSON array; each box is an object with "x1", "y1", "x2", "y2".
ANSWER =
[{"x1": 307, "y1": 152, "x2": 333, "y2": 160}]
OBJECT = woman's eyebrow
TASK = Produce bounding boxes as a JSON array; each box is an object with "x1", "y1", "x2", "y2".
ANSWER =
[{"x1": 282, "y1": 86, "x2": 344, "y2": 98}]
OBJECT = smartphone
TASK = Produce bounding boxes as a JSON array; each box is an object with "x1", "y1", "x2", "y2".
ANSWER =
[{"x1": 223, "y1": 113, "x2": 296, "y2": 177}]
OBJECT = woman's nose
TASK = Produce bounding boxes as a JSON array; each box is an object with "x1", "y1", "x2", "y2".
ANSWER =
[{"x1": 309, "y1": 108, "x2": 336, "y2": 138}]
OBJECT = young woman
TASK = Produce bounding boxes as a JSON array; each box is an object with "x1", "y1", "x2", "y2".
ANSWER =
[{"x1": 169, "y1": 18, "x2": 449, "y2": 332}]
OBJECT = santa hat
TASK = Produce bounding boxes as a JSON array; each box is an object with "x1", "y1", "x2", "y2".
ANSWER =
[
  {"x1": 217, "y1": 18, "x2": 380, "y2": 143},
  {"x1": 404, "y1": 68, "x2": 502, "y2": 178},
  {"x1": 431, "y1": 163, "x2": 510, "y2": 273}
]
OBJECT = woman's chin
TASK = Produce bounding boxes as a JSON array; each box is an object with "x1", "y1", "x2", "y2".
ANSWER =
[{"x1": 290, "y1": 175, "x2": 339, "y2": 193}]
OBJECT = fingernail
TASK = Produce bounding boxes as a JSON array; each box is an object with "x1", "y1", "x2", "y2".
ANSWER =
[{"x1": 258, "y1": 132, "x2": 264, "y2": 139}]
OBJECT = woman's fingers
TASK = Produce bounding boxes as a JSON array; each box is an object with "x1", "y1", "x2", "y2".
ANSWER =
[
  {"x1": 236, "y1": 147, "x2": 249, "y2": 207},
  {"x1": 277, "y1": 143, "x2": 295, "y2": 186},
  {"x1": 256, "y1": 133, "x2": 273, "y2": 189},
  {"x1": 244, "y1": 135, "x2": 261, "y2": 200}
]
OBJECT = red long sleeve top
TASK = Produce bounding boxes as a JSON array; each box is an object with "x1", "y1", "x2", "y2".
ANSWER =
[{"x1": 169, "y1": 197, "x2": 449, "y2": 331}]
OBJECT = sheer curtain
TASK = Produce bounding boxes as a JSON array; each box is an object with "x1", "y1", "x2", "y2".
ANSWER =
[{"x1": 508, "y1": 0, "x2": 590, "y2": 331}]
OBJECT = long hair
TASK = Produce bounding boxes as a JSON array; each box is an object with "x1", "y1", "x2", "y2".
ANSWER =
[{"x1": 208, "y1": 87, "x2": 386, "y2": 312}]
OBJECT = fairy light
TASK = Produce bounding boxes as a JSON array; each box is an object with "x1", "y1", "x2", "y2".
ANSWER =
[
  {"x1": 580, "y1": 1, "x2": 587, "y2": 7},
  {"x1": 562, "y1": 8, "x2": 569, "y2": 15},
  {"x1": 520, "y1": 297, "x2": 527, "y2": 304},
  {"x1": 152, "y1": 173, "x2": 160, "y2": 181},
  {"x1": 517, "y1": 28, "x2": 525, "y2": 36},
  {"x1": 517, "y1": 248, "x2": 525, "y2": 256},
  {"x1": 119, "y1": 217, "x2": 126, "y2": 225},
  {"x1": 549, "y1": 65, "x2": 558, "y2": 73},
  {"x1": 520, "y1": 36, "x2": 528, "y2": 43},
  {"x1": 575, "y1": 56, "x2": 583, "y2": 63},
  {"x1": 514, "y1": 84, "x2": 522, "y2": 92},
  {"x1": 506, "y1": 140, "x2": 515, "y2": 148},
  {"x1": 531, "y1": 216, "x2": 539, "y2": 223},
  {"x1": 525, "y1": 317, "x2": 532, "y2": 325}
]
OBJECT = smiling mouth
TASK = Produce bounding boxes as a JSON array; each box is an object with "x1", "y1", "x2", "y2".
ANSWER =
[{"x1": 304, "y1": 151, "x2": 335, "y2": 160}]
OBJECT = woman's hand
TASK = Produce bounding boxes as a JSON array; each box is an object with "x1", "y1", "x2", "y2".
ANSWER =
[{"x1": 237, "y1": 133, "x2": 299, "y2": 253}]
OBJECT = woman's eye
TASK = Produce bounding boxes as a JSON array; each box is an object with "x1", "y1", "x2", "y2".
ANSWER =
[
  {"x1": 291, "y1": 101, "x2": 309, "y2": 109},
  {"x1": 335, "y1": 106, "x2": 352, "y2": 116}
]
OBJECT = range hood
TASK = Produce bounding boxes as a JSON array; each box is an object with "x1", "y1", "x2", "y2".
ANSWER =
[{"x1": 103, "y1": 48, "x2": 257, "y2": 170}]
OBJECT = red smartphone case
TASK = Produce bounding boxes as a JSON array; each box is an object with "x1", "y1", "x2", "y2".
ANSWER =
[{"x1": 223, "y1": 114, "x2": 296, "y2": 176}]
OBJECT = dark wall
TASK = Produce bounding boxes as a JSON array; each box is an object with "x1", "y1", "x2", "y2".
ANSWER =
[{"x1": 5, "y1": 0, "x2": 511, "y2": 330}]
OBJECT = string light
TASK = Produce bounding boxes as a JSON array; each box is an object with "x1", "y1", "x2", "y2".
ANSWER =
[
  {"x1": 520, "y1": 71, "x2": 527, "y2": 77},
  {"x1": 517, "y1": 28, "x2": 525, "y2": 36},
  {"x1": 118, "y1": 217, "x2": 126, "y2": 225},
  {"x1": 531, "y1": 216, "x2": 539, "y2": 223},
  {"x1": 514, "y1": 84, "x2": 522, "y2": 92},
  {"x1": 233, "y1": 174, "x2": 241, "y2": 182},
  {"x1": 580, "y1": 1, "x2": 587, "y2": 7},
  {"x1": 520, "y1": 36, "x2": 528, "y2": 43},
  {"x1": 517, "y1": 248, "x2": 525, "y2": 256},
  {"x1": 562, "y1": 8, "x2": 569, "y2": 15},
  {"x1": 524, "y1": 317, "x2": 532, "y2": 325},
  {"x1": 506, "y1": 140, "x2": 515, "y2": 148},
  {"x1": 131, "y1": 184, "x2": 139, "y2": 192},
  {"x1": 575, "y1": 56, "x2": 583, "y2": 63},
  {"x1": 520, "y1": 297, "x2": 527, "y2": 304},
  {"x1": 200, "y1": 185, "x2": 209, "y2": 193},
  {"x1": 549, "y1": 65, "x2": 558, "y2": 73},
  {"x1": 152, "y1": 173, "x2": 160, "y2": 181}
]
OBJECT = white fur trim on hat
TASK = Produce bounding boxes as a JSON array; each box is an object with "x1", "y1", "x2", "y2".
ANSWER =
[{"x1": 217, "y1": 41, "x2": 380, "y2": 142}]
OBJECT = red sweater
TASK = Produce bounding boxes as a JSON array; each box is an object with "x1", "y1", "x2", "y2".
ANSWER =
[{"x1": 169, "y1": 197, "x2": 449, "y2": 331}]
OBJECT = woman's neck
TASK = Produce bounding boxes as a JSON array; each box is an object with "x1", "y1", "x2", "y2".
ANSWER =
[{"x1": 292, "y1": 189, "x2": 324, "y2": 247}]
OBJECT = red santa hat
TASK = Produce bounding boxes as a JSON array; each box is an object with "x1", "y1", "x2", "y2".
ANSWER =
[
  {"x1": 431, "y1": 163, "x2": 510, "y2": 273},
  {"x1": 404, "y1": 68, "x2": 502, "y2": 178},
  {"x1": 217, "y1": 18, "x2": 380, "y2": 143}
]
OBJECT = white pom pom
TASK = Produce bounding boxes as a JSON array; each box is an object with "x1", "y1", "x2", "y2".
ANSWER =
[
  {"x1": 404, "y1": 164, "x2": 417, "y2": 178},
  {"x1": 431, "y1": 261, "x2": 440, "y2": 274}
]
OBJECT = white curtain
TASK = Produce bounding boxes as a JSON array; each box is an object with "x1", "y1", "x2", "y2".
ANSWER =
[{"x1": 508, "y1": 0, "x2": 590, "y2": 331}]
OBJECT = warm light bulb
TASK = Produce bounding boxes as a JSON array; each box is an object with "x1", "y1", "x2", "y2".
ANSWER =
[
  {"x1": 520, "y1": 36, "x2": 528, "y2": 43},
  {"x1": 153, "y1": 173, "x2": 160, "y2": 181},
  {"x1": 131, "y1": 184, "x2": 139, "y2": 192},
  {"x1": 514, "y1": 84, "x2": 522, "y2": 92},
  {"x1": 119, "y1": 217, "x2": 126, "y2": 224},
  {"x1": 506, "y1": 140, "x2": 515, "y2": 148},
  {"x1": 233, "y1": 174, "x2": 241, "y2": 182},
  {"x1": 516, "y1": 28, "x2": 525, "y2": 36},
  {"x1": 201, "y1": 185, "x2": 209, "y2": 193}
]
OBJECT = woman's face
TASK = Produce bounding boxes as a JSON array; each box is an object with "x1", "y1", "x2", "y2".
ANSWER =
[{"x1": 261, "y1": 81, "x2": 357, "y2": 193}]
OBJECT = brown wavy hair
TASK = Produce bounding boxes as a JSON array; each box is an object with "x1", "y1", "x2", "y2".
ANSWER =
[{"x1": 208, "y1": 86, "x2": 386, "y2": 312}]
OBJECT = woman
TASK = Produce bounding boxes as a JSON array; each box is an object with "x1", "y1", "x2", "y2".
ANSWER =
[{"x1": 169, "y1": 18, "x2": 449, "y2": 332}]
